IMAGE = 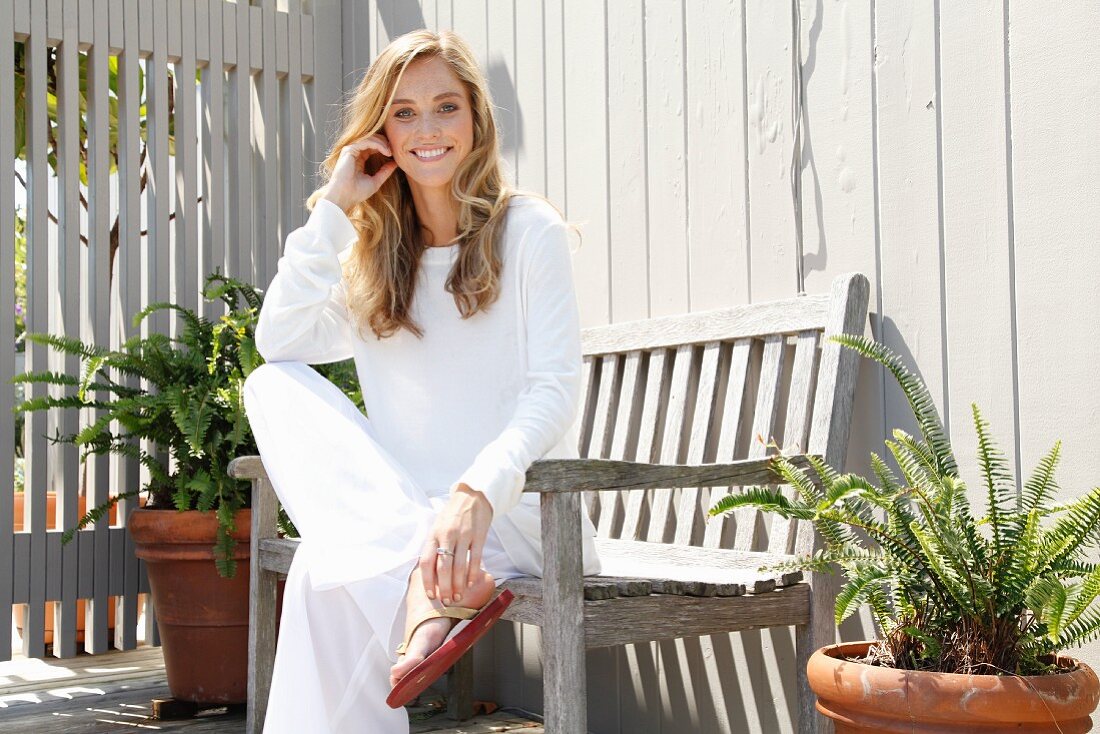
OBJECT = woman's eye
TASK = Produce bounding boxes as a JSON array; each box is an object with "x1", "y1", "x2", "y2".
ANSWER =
[
  {"x1": 441, "y1": 103, "x2": 457, "y2": 113},
  {"x1": 395, "y1": 109, "x2": 413, "y2": 119}
]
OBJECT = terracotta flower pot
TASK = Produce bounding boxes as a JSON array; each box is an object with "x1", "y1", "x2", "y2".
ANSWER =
[
  {"x1": 128, "y1": 507, "x2": 252, "y2": 704},
  {"x1": 807, "y1": 640, "x2": 1100, "y2": 733},
  {"x1": 12, "y1": 491, "x2": 147, "y2": 644}
]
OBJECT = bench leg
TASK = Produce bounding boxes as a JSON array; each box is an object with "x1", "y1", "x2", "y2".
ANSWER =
[
  {"x1": 796, "y1": 576, "x2": 836, "y2": 734},
  {"x1": 447, "y1": 652, "x2": 475, "y2": 720},
  {"x1": 248, "y1": 477, "x2": 280, "y2": 734},
  {"x1": 541, "y1": 491, "x2": 587, "y2": 733}
]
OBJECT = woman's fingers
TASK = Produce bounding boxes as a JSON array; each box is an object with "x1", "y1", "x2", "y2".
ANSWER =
[
  {"x1": 419, "y1": 540, "x2": 438, "y2": 601},
  {"x1": 450, "y1": 541, "x2": 470, "y2": 603},
  {"x1": 435, "y1": 541, "x2": 456, "y2": 604},
  {"x1": 466, "y1": 540, "x2": 484, "y2": 590}
]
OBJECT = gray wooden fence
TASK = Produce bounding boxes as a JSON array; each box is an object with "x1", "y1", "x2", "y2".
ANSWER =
[{"x1": 3, "y1": 0, "x2": 340, "y2": 663}]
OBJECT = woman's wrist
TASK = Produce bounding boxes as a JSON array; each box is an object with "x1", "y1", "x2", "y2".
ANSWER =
[{"x1": 321, "y1": 191, "x2": 353, "y2": 213}]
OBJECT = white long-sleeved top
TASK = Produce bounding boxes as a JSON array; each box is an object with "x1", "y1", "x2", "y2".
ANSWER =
[{"x1": 254, "y1": 196, "x2": 600, "y2": 577}]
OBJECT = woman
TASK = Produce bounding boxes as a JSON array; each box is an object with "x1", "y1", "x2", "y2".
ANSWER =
[{"x1": 242, "y1": 28, "x2": 601, "y2": 733}]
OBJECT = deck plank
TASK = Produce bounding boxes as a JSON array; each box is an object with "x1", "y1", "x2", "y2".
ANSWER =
[{"x1": 0, "y1": 645, "x2": 541, "y2": 732}]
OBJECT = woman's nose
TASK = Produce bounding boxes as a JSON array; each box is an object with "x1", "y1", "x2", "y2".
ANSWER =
[{"x1": 416, "y1": 116, "x2": 442, "y2": 138}]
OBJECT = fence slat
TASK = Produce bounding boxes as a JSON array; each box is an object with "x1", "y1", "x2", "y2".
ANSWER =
[
  {"x1": 22, "y1": 0, "x2": 50, "y2": 660},
  {"x1": 201, "y1": 0, "x2": 226, "y2": 322},
  {"x1": 176, "y1": 0, "x2": 199, "y2": 317},
  {"x1": 0, "y1": 0, "x2": 16, "y2": 664},
  {"x1": 115, "y1": 0, "x2": 143, "y2": 652},
  {"x1": 257, "y1": 0, "x2": 278, "y2": 286},
  {"x1": 229, "y1": 0, "x2": 252, "y2": 282},
  {"x1": 282, "y1": 0, "x2": 304, "y2": 234},
  {"x1": 52, "y1": 0, "x2": 82, "y2": 659},
  {"x1": 85, "y1": 0, "x2": 113, "y2": 655}
]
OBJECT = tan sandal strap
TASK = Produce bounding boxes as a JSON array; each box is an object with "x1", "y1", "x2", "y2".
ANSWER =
[{"x1": 396, "y1": 605, "x2": 480, "y2": 654}]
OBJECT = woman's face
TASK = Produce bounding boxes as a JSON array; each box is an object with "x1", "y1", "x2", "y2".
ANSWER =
[{"x1": 382, "y1": 55, "x2": 475, "y2": 193}]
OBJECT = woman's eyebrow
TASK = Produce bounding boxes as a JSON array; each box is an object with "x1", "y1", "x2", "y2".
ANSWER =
[{"x1": 391, "y1": 91, "x2": 463, "y2": 105}]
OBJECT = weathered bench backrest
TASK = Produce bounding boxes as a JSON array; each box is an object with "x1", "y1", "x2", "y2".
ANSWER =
[{"x1": 576, "y1": 273, "x2": 869, "y2": 557}]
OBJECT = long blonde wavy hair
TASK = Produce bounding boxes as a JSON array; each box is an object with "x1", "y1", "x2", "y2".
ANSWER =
[{"x1": 304, "y1": 29, "x2": 560, "y2": 341}]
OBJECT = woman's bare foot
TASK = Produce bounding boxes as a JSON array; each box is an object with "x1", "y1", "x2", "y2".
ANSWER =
[{"x1": 389, "y1": 567, "x2": 496, "y2": 689}]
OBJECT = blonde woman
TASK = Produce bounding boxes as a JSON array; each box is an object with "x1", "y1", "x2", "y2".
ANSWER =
[{"x1": 242, "y1": 29, "x2": 601, "y2": 733}]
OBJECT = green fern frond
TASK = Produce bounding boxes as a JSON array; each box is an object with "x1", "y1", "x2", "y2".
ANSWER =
[
  {"x1": 1022, "y1": 441, "x2": 1062, "y2": 514},
  {"x1": 23, "y1": 331, "x2": 108, "y2": 360},
  {"x1": 708, "y1": 486, "x2": 815, "y2": 520},
  {"x1": 971, "y1": 403, "x2": 1017, "y2": 557},
  {"x1": 830, "y1": 333, "x2": 957, "y2": 476},
  {"x1": 836, "y1": 564, "x2": 891, "y2": 624}
]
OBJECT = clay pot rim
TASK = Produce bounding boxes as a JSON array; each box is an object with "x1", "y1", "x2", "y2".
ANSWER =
[
  {"x1": 817, "y1": 640, "x2": 1088, "y2": 678},
  {"x1": 809, "y1": 639, "x2": 1100, "y2": 725},
  {"x1": 128, "y1": 506, "x2": 252, "y2": 545}
]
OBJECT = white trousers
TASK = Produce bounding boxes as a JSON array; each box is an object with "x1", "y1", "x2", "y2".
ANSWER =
[{"x1": 242, "y1": 361, "x2": 526, "y2": 734}]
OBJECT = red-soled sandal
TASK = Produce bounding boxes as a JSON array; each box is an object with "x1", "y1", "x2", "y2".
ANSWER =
[{"x1": 386, "y1": 588, "x2": 514, "y2": 709}]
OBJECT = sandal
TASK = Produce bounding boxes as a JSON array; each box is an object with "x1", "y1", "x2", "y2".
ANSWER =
[{"x1": 386, "y1": 587, "x2": 515, "y2": 709}]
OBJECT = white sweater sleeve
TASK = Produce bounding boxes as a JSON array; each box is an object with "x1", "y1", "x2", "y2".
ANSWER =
[
  {"x1": 449, "y1": 217, "x2": 584, "y2": 517},
  {"x1": 254, "y1": 199, "x2": 359, "y2": 365}
]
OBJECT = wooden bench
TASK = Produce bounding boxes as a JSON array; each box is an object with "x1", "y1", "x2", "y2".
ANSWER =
[{"x1": 229, "y1": 271, "x2": 869, "y2": 734}]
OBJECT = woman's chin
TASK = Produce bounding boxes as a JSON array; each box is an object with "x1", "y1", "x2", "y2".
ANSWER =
[{"x1": 403, "y1": 170, "x2": 457, "y2": 192}]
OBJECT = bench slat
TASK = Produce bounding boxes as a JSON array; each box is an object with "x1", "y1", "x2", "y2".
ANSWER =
[
  {"x1": 673, "y1": 341, "x2": 723, "y2": 545},
  {"x1": 581, "y1": 294, "x2": 831, "y2": 355},
  {"x1": 620, "y1": 349, "x2": 670, "y2": 540},
  {"x1": 702, "y1": 338, "x2": 754, "y2": 548},
  {"x1": 501, "y1": 584, "x2": 812, "y2": 649},
  {"x1": 596, "y1": 351, "x2": 644, "y2": 539},
  {"x1": 524, "y1": 454, "x2": 815, "y2": 494},
  {"x1": 645, "y1": 344, "x2": 695, "y2": 543}
]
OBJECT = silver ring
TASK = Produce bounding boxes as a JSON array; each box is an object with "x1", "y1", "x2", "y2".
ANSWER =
[{"x1": 435, "y1": 548, "x2": 455, "y2": 557}]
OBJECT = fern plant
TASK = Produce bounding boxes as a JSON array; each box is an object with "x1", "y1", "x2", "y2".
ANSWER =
[
  {"x1": 12, "y1": 272, "x2": 264, "y2": 577},
  {"x1": 709, "y1": 334, "x2": 1100, "y2": 676}
]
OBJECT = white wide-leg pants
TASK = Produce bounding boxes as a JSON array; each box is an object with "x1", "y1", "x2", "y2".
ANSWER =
[{"x1": 242, "y1": 361, "x2": 526, "y2": 734}]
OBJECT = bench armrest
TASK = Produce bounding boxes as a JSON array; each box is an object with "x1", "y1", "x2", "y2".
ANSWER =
[
  {"x1": 228, "y1": 455, "x2": 267, "y2": 480},
  {"x1": 522, "y1": 453, "x2": 817, "y2": 494}
]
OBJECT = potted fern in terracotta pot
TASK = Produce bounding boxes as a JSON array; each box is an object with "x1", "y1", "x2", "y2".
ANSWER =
[
  {"x1": 709, "y1": 335, "x2": 1100, "y2": 733},
  {"x1": 14, "y1": 273, "x2": 268, "y2": 703}
]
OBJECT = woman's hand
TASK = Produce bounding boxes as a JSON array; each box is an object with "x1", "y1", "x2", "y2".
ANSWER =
[
  {"x1": 320, "y1": 133, "x2": 398, "y2": 212},
  {"x1": 419, "y1": 484, "x2": 494, "y2": 605}
]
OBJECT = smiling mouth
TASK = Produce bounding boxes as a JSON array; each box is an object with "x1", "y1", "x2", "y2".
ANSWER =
[{"x1": 412, "y1": 147, "x2": 452, "y2": 161}]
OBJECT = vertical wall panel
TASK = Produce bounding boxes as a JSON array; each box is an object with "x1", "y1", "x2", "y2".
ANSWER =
[
  {"x1": 939, "y1": 0, "x2": 1018, "y2": 497},
  {"x1": 514, "y1": 0, "x2": 544, "y2": 193},
  {"x1": 486, "y1": 0, "x2": 516, "y2": 183},
  {"x1": 743, "y1": 0, "x2": 797, "y2": 303},
  {"x1": 643, "y1": 0, "x2": 688, "y2": 318},
  {"x1": 1010, "y1": 4, "x2": 1100, "y2": 552},
  {"x1": 605, "y1": 7, "x2": 648, "y2": 327},
  {"x1": 872, "y1": 0, "x2": 945, "y2": 452},
  {"x1": 543, "y1": 0, "x2": 565, "y2": 210},
  {"x1": 563, "y1": 0, "x2": 609, "y2": 328},
  {"x1": 686, "y1": 0, "x2": 749, "y2": 313}
]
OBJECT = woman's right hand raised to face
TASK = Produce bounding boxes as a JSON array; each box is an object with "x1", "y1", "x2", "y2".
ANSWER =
[{"x1": 320, "y1": 133, "x2": 399, "y2": 213}]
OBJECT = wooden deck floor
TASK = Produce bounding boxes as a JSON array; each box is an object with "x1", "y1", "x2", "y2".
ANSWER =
[{"x1": 0, "y1": 643, "x2": 542, "y2": 733}]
